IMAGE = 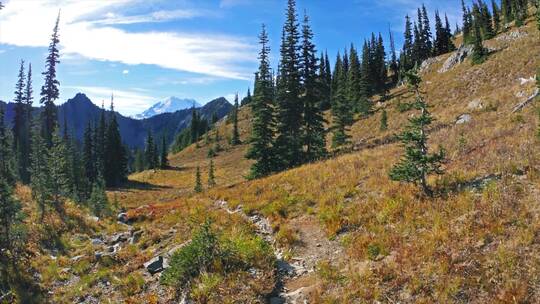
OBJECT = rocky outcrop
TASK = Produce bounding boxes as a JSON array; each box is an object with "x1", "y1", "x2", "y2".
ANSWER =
[
  {"x1": 439, "y1": 45, "x2": 473, "y2": 73},
  {"x1": 144, "y1": 256, "x2": 167, "y2": 275},
  {"x1": 512, "y1": 88, "x2": 539, "y2": 113}
]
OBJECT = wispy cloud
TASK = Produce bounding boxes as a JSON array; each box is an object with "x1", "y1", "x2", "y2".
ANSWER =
[
  {"x1": 0, "y1": 0, "x2": 256, "y2": 79},
  {"x1": 89, "y1": 9, "x2": 211, "y2": 25},
  {"x1": 219, "y1": 0, "x2": 252, "y2": 8}
]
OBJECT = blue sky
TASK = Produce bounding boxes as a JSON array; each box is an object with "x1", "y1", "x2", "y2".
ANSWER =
[{"x1": 0, "y1": 0, "x2": 465, "y2": 116}]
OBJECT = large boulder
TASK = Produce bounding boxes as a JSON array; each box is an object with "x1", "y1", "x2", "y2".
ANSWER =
[
  {"x1": 117, "y1": 212, "x2": 128, "y2": 223},
  {"x1": 439, "y1": 45, "x2": 473, "y2": 73},
  {"x1": 455, "y1": 114, "x2": 472, "y2": 125}
]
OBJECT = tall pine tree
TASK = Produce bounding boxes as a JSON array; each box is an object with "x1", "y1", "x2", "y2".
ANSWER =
[
  {"x1": 246, "y1": 25, "x2": 277, "y2": 179},
  {"x1": 300, "y1": 12, "x2": 326, "y2": 161},
  {"x1": 331, "y1": 53, "x2": 353, "y2": 148},
  {"x1": 231, "y1": 93, "x2": 241, "y2": 145},
  {"x1": 12, "y1": 60, "x2": 27, "y2": 182},
  {"x1": 40, "y1": 12, "x2": 61, "y2": 147},
  {"x1": 104, "y1": 98, "x2": 127, "y2": 187},
  {"x1": 274, "y1": 0, "x2": 303, "y2": 170}
]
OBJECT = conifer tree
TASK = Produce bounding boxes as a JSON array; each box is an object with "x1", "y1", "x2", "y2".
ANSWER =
[
  {"x1": 402, "y1": 15, "x2": 414, "y2": 72},
  {"x1": 104, "y1": 99, "x2": 127, "y2": 187},
  {"x1": 389, "y1": 28, "x2": 399, "y2": 85},
  {"x1": 190, "y1": 107, "x2": 199, "y2": 144},
  {"x1": 0, "y1": 107, "x2": 15, "y2": 187},
  {"x1": 82, "y1": 123, "x2": 96, "y2": 187},
  {"x1": 30, "y1": 120, "x2": 52, "y2": 219},
  {"x1": 160, "y1": 137, "x2": 169, "y2": 169},
  {"x1": 145, "y1": 131, "x2": 157, "y2": 170},
  {"x1": 331, "y1": 53, "x2": 353, "y2": 148},
  {"x1": 492, "y1": 0, "x2": 501, "y2": 33},
  {"x1": 300, "y1": 12, "x2": 326, "y2": 161},
  {"x1": 208, "y1": 160, "x2": 216, "y2": 187},
  {"x1": 194, "y1": 166, "x2": 202, "y2": 193},
  {"x1": 274, "y1": 0, "x2": 303, "y2": 169},
  {"x1": 472, "y1": 18, "x2": 488, "y2": 65},
  {"x1": 88, "y1": 179, "x2": 109, "y2": 217},
  {"x1": 380, "y1": 109, "x2": 388, "y2": 131},
  {"x1": 420, "y1": 4, "x2": 433, "y2": 59},
  {"x1": 445, "y1": 14, "x2": 456, "y2": 52},
  {"x1": 19, "y1": 63, "x2": 34, "y2": 184},
  {"x1": 0, "y1": 171, "x2": 26, "y2": 265},
  {"x1": 348, "y1": 44, "x2": 366, "y2": 113},
  {"x1": 40, "y1": 12, "x2": 61, "y2": 147},
  {"x1": 12, "y1": 60, "x2": 26, "y2": 182},
  {"x1": 231, "y1": 93, "x2": 241, "y2": 145},
  {"x1": 246, "y1": 25, "x2": 277, "y2": 179},
  {"x1": 434, "y1": 11, "x2": 446, "y2": 56},
  {"x1": 501, "y1": 0, "x2": 513, "y2": 23},
  {"x1": 389, "y1": 70, "x2": 445, "y2": 196},
  {"x1": 49, "y1": 129, "x2": 70, "y2": 214},
  {"x1": 462, "y1": 0, "x2": 473, "y2": 44},
  {"x1": 94, "y1": 103, "x2": 107, "y2": 178},
  {"x1": 134, "y1": 149, "x2": 145, "y2": 172}
]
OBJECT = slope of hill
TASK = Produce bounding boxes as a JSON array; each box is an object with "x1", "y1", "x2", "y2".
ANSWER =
[
  {"x1": 133, "y1": 97, "x2": 200, "y2": 120},
  {"x1": 14, "y1": 18, "x2": 539, "y2": 304},
  {"x1": 2, "y1": 94, "x2": 232, "y2": 148}
]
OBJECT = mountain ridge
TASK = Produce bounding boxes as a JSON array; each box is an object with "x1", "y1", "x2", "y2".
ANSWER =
[{"x1": 133, "y1": 96, "x2": 201, "y2": 119}]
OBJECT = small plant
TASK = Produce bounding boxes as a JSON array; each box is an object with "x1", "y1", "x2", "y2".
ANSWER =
[
  {"x1": 194, "y1": 166, "x2": 202, "y2": 193},
  {"x1": 208, "y1": 160, "x2": 216, "y2": 187},
  {"x1": 367, "y1": 243, "x2": 382, "y2": 261},
  {"x1": 380, "y1": 109, "x2": 388, "y2": 131}
]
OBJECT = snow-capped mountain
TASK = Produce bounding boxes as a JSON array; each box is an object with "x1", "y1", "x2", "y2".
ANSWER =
[{"x1": 134, "y1": 97, "x2": 200, "y2": 119}]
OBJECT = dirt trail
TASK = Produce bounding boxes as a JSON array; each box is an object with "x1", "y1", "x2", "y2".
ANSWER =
[{"x1": 215, "y1": 200, "x2": 343, "y2": 303}]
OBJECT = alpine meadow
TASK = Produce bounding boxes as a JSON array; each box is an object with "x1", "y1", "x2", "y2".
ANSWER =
[{"x1": 1, "y1": 0, "x2": 540, "y2": 303}]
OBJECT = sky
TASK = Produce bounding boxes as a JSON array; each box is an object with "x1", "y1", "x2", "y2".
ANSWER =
[{"x1": 0, "y1": 0, "x2": 466, "y2": 116}]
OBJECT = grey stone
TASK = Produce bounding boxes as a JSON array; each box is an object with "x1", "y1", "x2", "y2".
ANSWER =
[
  {"x1": 439, "y1": 45, "x2": 473, "y2": 73},
  {"x1": 144, "y1": 256, "x2": 167, "y2": 275},
  {"x1": 91, "y1": 238, "x2": 104, "y2": 246},
  {"x1": 467, "y1": 99, "x2": 484, "y2": 111},
  {"x1": 455, "y1": 114, "x2": 472, "y2": 124},
  {"x1": 117, "y1": 212, "x2": 128, "y2": 223}
]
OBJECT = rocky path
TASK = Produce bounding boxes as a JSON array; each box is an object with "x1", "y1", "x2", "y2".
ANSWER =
[{"x1": 215, "y1": 200, "x2": 344, "y2": 304}]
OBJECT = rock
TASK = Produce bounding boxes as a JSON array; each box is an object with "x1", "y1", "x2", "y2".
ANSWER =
[
  {"x1": 117, "y1": 212, "x2": 128, "y2": 223},
  {"x1": 269, "y1": 297, "x2": 285, "y2": 304},
  {"x1": 496, "y1": 29, "x2": 528, "y2": 42},
  {"x1": 438, "y1": 45, "x2": 473, "y2": 73},
  {"x1": 94, "y1": 252, "x2": 103, "y2": 260},
  {"x1": 71, "y1": 255, "x2": 84, "y2": 262},
  {"x1": 419, "y1": 57, "x2": 440, "y2": 73},
  {"x1": 455, "y1": 114, "x2": 472, "y2": 125},
  {"x1": 519, "y1": 76, "x2": 535, "y2": 85},
  {"x1": 91, "y1": 238, "x2": 104, "y2": 246},
  {"x1": 144, "y1": 256, "x2": 167, "y2": 275},
  {"x1": 108, "y1": 232, "x2": 129, "y2": 245},
  {"x1": 467, "y1": 99, "x2": 484, "y2": 111},
  {"x1": 86, "y1": 216, "x2": 99, "y2": 222},
  {"x1": 129, "y1": 230, "x2": 143, "y2": 244}
]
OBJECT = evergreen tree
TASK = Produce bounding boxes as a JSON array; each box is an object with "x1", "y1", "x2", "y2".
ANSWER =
[
  {"x1": 208, "y1": 160, "x2": 216, "y2": 187},
  {"x1": 472, "y1": 18, "x2": 488, "y2": 65},
  {"x1": 492, "y1": 0, "x2": 501, "y2": 33},
  {"x1": 389, "y1": 28, "x2": 399, "y2": 85},
  {"x1": 420, "y1": 4, "x2": 433, "y2": 59},
  {"x1": 300, "y1": 12, "x2": 326, "y2": 161},
  {"x1": 331, "y1": 53, "x2": 353, "y2": 148},
  {"x1": 389, "y1": 71, "x2": 445, "y2": 196},
  {"x1": 348, "y1": 44, "x2": 367, "y2": 113},
  {"x1": 194, "y1": 166, "x2": 202, "y2": 193},
  {"x1": 246, "y1": 25, "x2": 277, "y2": 179},
  {"x1": 190, "y1": 107, "x2": 200, "y2": 144},
  {"x1": 134, "y1": 149, "x2": 145, "y2": 172},
  {"x1": 104, "y1": 99, "x2": 127, "y2": 187},
  {"x1": 445, "y1": 14, "x2": 456, "y2": 52},
  {"x1": 82, "y1": 122, "x2": 96, "y2": 187},
  {"x1": 145, "y1": 131, "x2": 157, "y2": 170},
  {"x1": 375, "y1": 33, "x2": 388, "y2": 97},
  {"x1": 160, "y1": 137, "x2": 169, "y2": 169},
  {"x1": 434, "y1": 11, "x2": 446, "y2": 56},
  {"x1": 30, "y1": 120, "x2": 52, "y2": 219},
  {"x1": 49, "y1": 129, "x2": 70, "y2": 214},
  {"x1": 0, "y1": 173, "x2": 26, "y2": 266},
  {"x1": 380, "y1": 109, "x2": 388, "y2": 131},
  {"x1": 462, "y1": 0, "x2": 473, "y2": 44},
  {"x1": 88, "y1": 179, "x2": 109, "y2": 217},
  {"x1": 12, "y1": 60, "x2": 27, "y2": 182},
  {"x1": 401, "y1": 15, "x2": 414, "y2": 72},
  {"x1": 241, "y1": 88, "x2": 253, "y2": 106},
  {"x1": 0, "y1": 107, "x2": 15, "y2": 187},
  {"x1": 23, "y1": 63, "x2": 34, "y2": 181},
  {"x1": 231, "y1": 93, "x2": 241, "y2": 145},
  {"x1": 501, "y1": 0, "x2": 513, "y2": 23},
  {"x1": 513, "y1": 0, "x2": 525, "y2": 27},
  {"x1": 274, "y1": 0, "x2": 303, "y2": 170},
  {"x1": 40, "y1": 12, "x2": 61, "y2": 147}
]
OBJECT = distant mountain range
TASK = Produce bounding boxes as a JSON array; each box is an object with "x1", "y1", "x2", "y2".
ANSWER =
[
  {"x1": 133, "y1": 97, "x2": 200, "y2": 119},
  {"x1": 0, "y1": 93, "x2": 232, "y2": 149}
]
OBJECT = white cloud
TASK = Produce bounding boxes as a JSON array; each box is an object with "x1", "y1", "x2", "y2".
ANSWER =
[
  {"x1": 64, "y1": 85, "x2": 156, "y2": 116},
  {"x1": 122, "y1": 69, "x2": 129, "y2": 74},
  {"x1": 89, "y1": 9, "x2": 209, "y2": 25},
  {"x1": 0, "y1": 0, "x2": 256, "y2": 79}
]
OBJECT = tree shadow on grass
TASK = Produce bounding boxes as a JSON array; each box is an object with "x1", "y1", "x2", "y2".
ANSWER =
[{"x1": 112, "y1": 180, "x2": 173, "y2": 192}]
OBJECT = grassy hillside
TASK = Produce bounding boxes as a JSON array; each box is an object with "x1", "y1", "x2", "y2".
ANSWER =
[{"x1": 23, "y1": 18, "x2": 540, "y2": 303}]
